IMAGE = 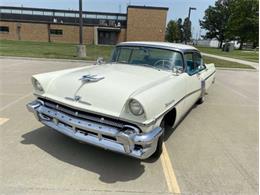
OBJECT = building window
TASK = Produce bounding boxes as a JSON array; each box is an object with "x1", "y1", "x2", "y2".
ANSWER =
[
  {"x1": 65, "y1": 13, "x2": 76, "y2": 17},
  {"x1": 0, "y1": 26, "x2": 9, "y2": 33},
  {"x1": 118, "y1": 16, "x2": 126, "y2": 20},
  {"x1": 97, "y1": 15, "x2": 107, "y2": 19},
  {"x1": 11, "y1": 9, "x2": 22, "y2": 14},
  {"x1": 33, "y1": 10, "x2": 44, "y2": 15},
  {"x1": 107, "y1": 15, "x2": 117, "y2": 20},
  {"x1": 50, "y1": 29, "x2": 63, "y2": 36},
  {"x1": 0, "y1": 9, "x2": 12, "y2": 14},
  {"x1": 86, "y1": 14, "x2": 97, "y2": 19},
  {"x1": 22, "y1": 10, "x2": 33, "y2": 15},
  {"x1": 43, "y1": 11, "x2": 53, "y2": 16},
  {"x1": 54, "y1": 12, "x2": 65, "y2": 17}
]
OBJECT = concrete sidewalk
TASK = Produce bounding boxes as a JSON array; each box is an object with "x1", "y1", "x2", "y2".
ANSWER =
[{"x1": 202, "y1": 52, "x2": 259, "y2": 70}]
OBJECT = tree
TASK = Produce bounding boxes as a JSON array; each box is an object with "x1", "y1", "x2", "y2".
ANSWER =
[
  {"x1": 165, "y1": 20, "x2": 176, "y2": 42},
  {"x1": 200, "y1": 0, "x2": 231, "y2": 48},
  {"x1": 226, "y1": 0, "x2": 259, "y2": 49},
  {"x1": 177, "y1": 18, "x2": 184, "y2": 42},
  {"x1": 183, "y1": 17, "x2": 191, "y2": 43},
  {"x1": 165, "y1": 20, "x2": 182, "y2": 43}
]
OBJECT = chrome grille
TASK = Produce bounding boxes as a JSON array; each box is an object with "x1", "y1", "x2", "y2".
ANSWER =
[{"x1": 39, "y1": 98, "x2": 128, "y2": 129}]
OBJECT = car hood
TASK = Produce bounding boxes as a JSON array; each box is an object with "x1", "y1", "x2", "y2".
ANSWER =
[{"x1": 43, "y1": 64, "x2": 173, "y2": 117}]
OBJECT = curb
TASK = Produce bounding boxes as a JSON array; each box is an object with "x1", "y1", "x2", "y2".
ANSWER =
[
  {"x1": 202, "y1": 52, "x2": 259, "y2": 70},
  {"x1": 0, "y1": 56, "x2": 96, "y2": 63},
  {"x1": 216, "y1": 67, "x2": 258, "y2": 72}
]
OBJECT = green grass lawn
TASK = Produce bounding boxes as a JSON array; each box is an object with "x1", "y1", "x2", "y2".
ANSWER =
[
  {"x1": 0, "y1": 40, "x2": 255, "y2": 69},
  {"x1": 197, "y1": 46, "x2": 259, "y2": 62},
  {"x1": 203, "y1": 56, "x2": 254, "y2": 69},
  {"x1": 0, "y1": 40, "x2": 114, "y2": 61}
]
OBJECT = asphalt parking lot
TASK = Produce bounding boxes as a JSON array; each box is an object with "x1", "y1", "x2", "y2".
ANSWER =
[{"x1": 0, "y1": 58, "x2": 258, "y2": 195}]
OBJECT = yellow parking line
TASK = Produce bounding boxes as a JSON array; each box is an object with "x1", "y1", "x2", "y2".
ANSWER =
[
  {"x1": 160, "y1": 143, "x2": 181, "y2": 194},
  {"x1": 0, "y1": 118, "x2": 9, "y2": 125},
  {"x1": 0, "y1": 93, "x2": 32, "y2": 112}
]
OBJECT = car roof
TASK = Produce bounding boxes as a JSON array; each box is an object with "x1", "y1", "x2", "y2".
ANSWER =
[{"x1": 117, "y1": 41, "x2": 199, "y2": 52}]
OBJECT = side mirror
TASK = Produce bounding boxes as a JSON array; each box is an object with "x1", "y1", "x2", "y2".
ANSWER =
[{"x1": 96, "y1": 57, "x2": 105, "y2": 65}]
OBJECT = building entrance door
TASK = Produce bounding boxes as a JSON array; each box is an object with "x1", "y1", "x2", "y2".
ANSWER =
[
  {"x1": 98, "y1": 30, "x2": 118, "y2": 45},
  {"x1": 17, "y1": 24, "x2": 21, "y2": 40}
]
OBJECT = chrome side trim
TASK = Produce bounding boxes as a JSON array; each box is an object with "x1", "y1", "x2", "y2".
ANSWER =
[
  {"x1": 150, "y1": 88, "x2": 202, "y2": 124},
  {"x1": 149, "y1": 71, "x2": 216, "y2": 124},
  {"x1": 165, "y1": 99, "x2": 175, "y2": 107},
  {"x1": 174, "y1": 88, "x2": 201, "y2": 106},
  {"x1": 26, "y1": 100, "x2": 163, "y2": 159},
  {"x1": 205, "y1": 70, "x2": 216, "y2": 81}
]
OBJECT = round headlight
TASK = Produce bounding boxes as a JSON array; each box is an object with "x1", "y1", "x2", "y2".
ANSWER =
[
  {"x1": 129, "y1": 99, "x2": 144, "y2": 116},
  {"x1": 32, "y1": 78, "x2": 44, "y2": 92}
]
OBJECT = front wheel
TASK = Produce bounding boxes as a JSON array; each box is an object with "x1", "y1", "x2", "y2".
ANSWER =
[{"x1": 197, "y1": 96, "x2": 205, "y2": 104}]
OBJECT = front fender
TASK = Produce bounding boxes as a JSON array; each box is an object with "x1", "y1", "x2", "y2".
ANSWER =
[
  {"x1": 120, "y1": 73, "x2": 187, "y2": 131},
  {"x1": 32, "y1": 66, "x2": 89, "y2": 96}
]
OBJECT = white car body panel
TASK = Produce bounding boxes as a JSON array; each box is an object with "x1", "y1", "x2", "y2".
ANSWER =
[
  {"x1": 33, "y1": 43, "x2": 216, "y2": 131},
  {"x1": 27, "y1": 42, "x2": 216, "y2": 159}
]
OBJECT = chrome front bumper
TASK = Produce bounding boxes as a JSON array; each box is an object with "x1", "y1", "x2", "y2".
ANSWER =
[{"x1": 26, "y1": 100, "x2": 163, "y2": 159}]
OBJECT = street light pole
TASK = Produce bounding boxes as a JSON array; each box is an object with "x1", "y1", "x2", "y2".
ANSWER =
[
  {"x1": 188, "y1": 7, "x2": 196, "y2": 21},
  {"x1": 77, "y1": 0, "x2": 86, "y2": 57},
  {"x1": 79, "y1": 0, "x2": 83, "y2": 45},
  {"x1": 186, "y1": 7, "x2": 196, "y2": 44}
]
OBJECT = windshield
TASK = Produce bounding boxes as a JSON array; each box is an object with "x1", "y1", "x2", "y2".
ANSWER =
[{"x1": 111, "y1": 46, "x2": 184, "y2": 71}]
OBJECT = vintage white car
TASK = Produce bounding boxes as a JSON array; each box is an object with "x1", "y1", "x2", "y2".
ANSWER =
[{"x1": 27, "y1": 42, "x2": 216, "y2": 159}]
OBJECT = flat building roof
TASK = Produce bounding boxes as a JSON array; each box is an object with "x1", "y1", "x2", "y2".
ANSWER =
[{"x1": 128, "y1": 5, "x2": 169, "y2": 11}]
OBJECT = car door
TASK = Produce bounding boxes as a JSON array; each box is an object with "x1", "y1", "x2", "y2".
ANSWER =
[{"x1": 183, "y1": 51, "x2": 206, "y2": 112}]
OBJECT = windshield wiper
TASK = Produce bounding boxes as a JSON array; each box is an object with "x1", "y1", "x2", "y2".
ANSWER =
[
  {"x1": 112, "y1": 62, "x2": 161, "y2": 71},
  {"x1": 135, "y1": 63, "x2": 161, "y2": 71}
]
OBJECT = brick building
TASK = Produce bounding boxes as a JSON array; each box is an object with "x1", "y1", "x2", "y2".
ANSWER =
[{"x1": 0, "y1": 5, "x2": 168, "y2": 45}]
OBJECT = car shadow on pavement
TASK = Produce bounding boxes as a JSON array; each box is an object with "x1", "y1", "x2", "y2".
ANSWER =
[{"x1": 21, "y1": 126, "x2": 145, "y2": 183}]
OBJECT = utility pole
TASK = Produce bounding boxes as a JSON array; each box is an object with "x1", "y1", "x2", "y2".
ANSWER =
[{"x1": 77, "y1": 0, "x2": 86, "y2": 57}]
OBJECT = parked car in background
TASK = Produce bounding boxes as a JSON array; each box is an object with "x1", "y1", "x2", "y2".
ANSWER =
[{"x1": 27, "y1": 42, "x2": 216, "y2": 159}]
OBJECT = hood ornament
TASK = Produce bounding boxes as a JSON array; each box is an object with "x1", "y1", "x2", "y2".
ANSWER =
[
  {"x1": 65, "y1": 95, "x2": 81, "y2": 102},
  {"x1": 74, "y1": 95, "x2": 81, "y2": 101},
  {"x1": 65, "y1": 95, "x2": 91, "y2": 106},
  {"x1": 80, "y1": 74, "x2": 104, "y2": 82}
]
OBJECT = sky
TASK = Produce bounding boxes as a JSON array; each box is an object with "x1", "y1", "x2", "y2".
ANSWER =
[{"x1": 0, "y1": 0, "x2": 216, "y2": 38}]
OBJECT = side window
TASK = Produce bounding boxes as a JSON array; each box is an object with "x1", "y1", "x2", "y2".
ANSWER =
[
  {"x1": 171, "y1": 52, "x2": 184, "y2": 69},
  {"x1": 193, "y1": 53, "x2": 204, "y2": 70},
  {"x1": 184, "y1": 53, "x2": 195, "y2": 74},
  {"x1": 184, "y1": 52, "x2": 204, "y2": 75}
]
